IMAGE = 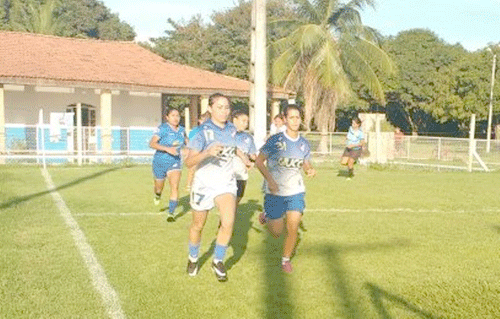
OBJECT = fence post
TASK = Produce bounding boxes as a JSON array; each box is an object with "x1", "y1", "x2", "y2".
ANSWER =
[
  {"x1": 437, "y1": 137, "x2": 441, "y2": 161},
  {"x1": 468, "y1": 114, "x2": 476, "y2": 172},
  {"x1": 76, "y1": 103, "x2": 83, "y2": 166},
  {"x1": 38, "y1": 109, "x2": 46, "y2": 169},
  {"x1": 127, "y1": 127, "x2": 130, "y2": 156}
]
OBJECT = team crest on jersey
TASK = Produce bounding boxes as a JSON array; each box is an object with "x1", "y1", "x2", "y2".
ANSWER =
[
  {"x1": 300, "y1": 143, "x2": 306, "y2": 152},
  {"x1": 278, "y1": 157, "x2": 304, "y2": 168}
]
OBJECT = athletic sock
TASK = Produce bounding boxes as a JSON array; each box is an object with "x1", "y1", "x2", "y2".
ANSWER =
[
  {"x1": 214, "y1": 243, "x2": 228, "y2": 262},
  {"x1": 168, "y1": 200, "x2": 178, "y2": 214},
  {"x1": 282, "y1": 256, "x2": 290, "y2": 264},
  {"x1": 188, "y1": 242, "x2": 200, "y2": 261}
]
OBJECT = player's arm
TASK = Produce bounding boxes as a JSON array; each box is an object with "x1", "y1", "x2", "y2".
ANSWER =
[
  {"x1": 255, "y1": 152, "x2": 279, "y2": 194},
  {"x1": 149, "y1": 135, "x2": 178, "y2": 155},
  {"x1": 184, "y1": 143, "x2": 223, "y2": 168},
  {"x1": 303, "y1": 160, "x2": 316, "y2": 177},
  {"x1": 236, "y1": 148, "x2": 252, "y2": 168}
]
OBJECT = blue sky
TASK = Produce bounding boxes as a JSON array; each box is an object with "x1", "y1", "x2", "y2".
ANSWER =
[{"x1": 102, "y1": 0, "x2": 500, "y2": 51}]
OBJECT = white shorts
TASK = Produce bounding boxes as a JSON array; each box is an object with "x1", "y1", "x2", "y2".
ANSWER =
[
  {"x1": 190, "y1": 175, "x2": 237, "y2": 211},
  {"x1": 233, "y1": 157, "x2": 248, "y2": 181}
]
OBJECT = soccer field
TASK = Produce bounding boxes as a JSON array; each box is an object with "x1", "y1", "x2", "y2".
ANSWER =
[{"x1": 1, "y1": 164, "x2": 500, "y2": 318}]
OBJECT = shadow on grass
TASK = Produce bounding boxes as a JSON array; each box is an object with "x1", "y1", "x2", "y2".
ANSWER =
[
  {"x1": 337, "y1": 169, "x2": 350, "y2": 177},
  {"x1": 226, "y1": 199, "x2": 262, "y2": 270},
  {"x1": 264, "y1": 231, "x2": 293, "y2": 319},
  {"x1": 491, "y1": 225, "x2": 500, "y2": 234},
  {"x1": 0, "y1": 166, "x2": 125, "y2": 210},
  {"x1": 365, "y1": 282, "x2": 440, "y2": 319},
  {"x1": 160, "y1": 195, "x2": 191, "y2": 220}
]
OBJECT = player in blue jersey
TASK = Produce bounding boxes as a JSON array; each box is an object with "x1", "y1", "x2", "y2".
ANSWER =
[
  {"x1": 149, "y1": 108, "x2": 187, "y2": 222},
  {"x1": 255, "y1": 104, "x2": 316, "y2": 274},
  {"x1": 184, "y1": 93, "x2": 251, "y2": 282},
  {"x1": 232, "y1": 110, "x2": 257, "y2": 203},
  {"x1": 340, "y1": 117, "x2": 365, "y2": 179}
]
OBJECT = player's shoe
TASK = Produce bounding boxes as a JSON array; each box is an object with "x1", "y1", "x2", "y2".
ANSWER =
[
  {"x1": 258, "y1": 212, "x2": 267, "y2": 225},
  {"x1": 153, "y1": 194, "x2": 161, "y2": 206},
  {"x1": 212, "y1": 260, "x2": 228, "y2": 282},
  {"x1": 281, "y1": 260, "x2": 293, "y2": 274},
  {"x1": 187, "y1": 259, "x2": 199, "y2": 277},
  {"x1": 166, "y1": 213, "x2": 175, "y2": 222}
]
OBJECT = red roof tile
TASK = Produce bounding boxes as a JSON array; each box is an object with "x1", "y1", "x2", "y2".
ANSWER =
[{"x1": 0, "y1": 31, "x2": 289, "y2": 98}]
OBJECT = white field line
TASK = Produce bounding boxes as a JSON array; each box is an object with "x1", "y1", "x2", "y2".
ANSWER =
[
  {"x1": 40, "y1": 168, "x2": 126, "y2": 319},
  {"x1": 73, "y1": 207, "x2": 500, "y2": 217}
]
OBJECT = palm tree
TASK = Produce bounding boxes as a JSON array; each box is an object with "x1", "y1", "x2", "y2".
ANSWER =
[
  {"x1": 11, "y1": 0, "x2": 62, "y2": 35},
  {"x1": 270, "y1": 0, "x2": 394, "y2": 151}
]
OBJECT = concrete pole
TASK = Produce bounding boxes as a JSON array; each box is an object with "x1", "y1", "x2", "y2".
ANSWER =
[
  {"x1": 76, "y1": 102, "x2": 83, "y2": 166},
  {"x1": 249, "y1": 0, "x2": 256, "y2": 132},
  {"x1": 487, "y1": 53, "x2": 496, "y2": 153},
  {"x1": 271, "y1": 99, "x2": 280, "y2": 120},
  {"x1": 254, "y1": 0, "x2": 267, "y2": 148},
  {"x1": 184, "y1": 106, "x2": 191, "y2": 134},
  {"x1": 189, "y1": 96, "x2": 200, "y2": 129},
  {"x1": 0, "y1": 84, "x2": 5, "y2": 161},
  {"x1": 100, "y1": 90, "x2": 112, "y2": 162}
]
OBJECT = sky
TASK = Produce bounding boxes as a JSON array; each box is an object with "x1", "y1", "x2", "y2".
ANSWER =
[{"x1": 102, "y1": 0, "x2": 500, "y2": 52}]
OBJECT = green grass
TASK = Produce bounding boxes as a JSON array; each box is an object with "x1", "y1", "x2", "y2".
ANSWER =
[{"x1": 2, "y1": 164, "x2": 500, "y2": 318}]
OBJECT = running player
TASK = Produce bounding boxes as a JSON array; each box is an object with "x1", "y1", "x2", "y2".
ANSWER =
[
  {"x1": 186, "y1": 112, "x2": 210, "y2": 191},
  {"x1": 185, "y1": 93, "x2": 250, "y2": 282},
  {"x1": 255, "y1": 104, "x2": 316, "y2": 274},
  {"x1": 149, "y1": 108, "x2": 187, "y2": 222},
  {"x1": 232, "y1": 110, "x2": 257, "y2": 204},
  {"x1": 340, "y1": 117, "x2": 365, "y2": 179}
]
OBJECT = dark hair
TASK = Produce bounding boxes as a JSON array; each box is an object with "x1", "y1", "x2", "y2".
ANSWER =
[
  {"x1": 352, "y1": 117, "x2": 361, "y2": 125},
  {"x1": 273, "y1": 114, "x2": 284, "y2": 120},
  {"x1": 232, "y1": 110, "x2": 248, "y2": 120},
  {"x1": 283, "y1": 104, "x2": 302, "y2": 117},
  {"x1": 164, "y1": 108, "x2": 180, "y2": 117},
  {"x1": 209, "y1": 93, "x2": 230, "y2": 106}
]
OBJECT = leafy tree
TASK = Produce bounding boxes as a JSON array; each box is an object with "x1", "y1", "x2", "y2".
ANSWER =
[
  {"x1": 270, "y1": 0, "x2": 393, "y2": 151},
  {"x1": 0, "y1": 0, "x2": 135, "y2": 40}
]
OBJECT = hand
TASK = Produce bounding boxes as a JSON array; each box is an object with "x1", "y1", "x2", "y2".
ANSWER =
[
  {"x1": 206, "y1": 143, "x2": 224, "y2": 157},
  {"x1": 167, "y1": 147, "x2": 179, "y2": 156},
  {"x1": 305, "y1": 168, "x2": 316, "y2": 177},
  {"x1": 241, "y1": 154, "x2": 253, "y2": 168},
  {"x1": 268, "y1": 179, "x2": 279, "y2": 195}
]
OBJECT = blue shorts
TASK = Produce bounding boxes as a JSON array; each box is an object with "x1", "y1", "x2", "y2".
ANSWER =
[
  {"x1": 152, "y1": 157, "x2": 181, "y2": 180},
  {"x1": 264, "y1": 193, "x2": 305, "y2": 220}
]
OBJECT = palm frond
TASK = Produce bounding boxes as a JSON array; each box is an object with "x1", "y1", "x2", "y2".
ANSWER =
[{"x1": 291, "y1": 0, "x2": 322, "y2": 24}]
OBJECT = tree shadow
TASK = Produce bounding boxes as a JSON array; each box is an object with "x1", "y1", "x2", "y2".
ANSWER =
[
  {"x1": 337, "y1": 169, "x2": 350, "y2": 177},
  {"x1": 226, "y1": 199, "x2": 262, "y2": 270},
  {"x1": 0, "y1": 166, "x2": 125, "y2": 210},
  {"x1": 365, "y1": 282, "x2": 441, "y2": 319},
  {"x1": 263, "y1": 231, "x2": 293, "y2": 319}
]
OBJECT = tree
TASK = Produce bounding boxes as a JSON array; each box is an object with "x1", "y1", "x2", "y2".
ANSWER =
[
  {"x1": 270, "y1": 0, "x2": 394, "y2": 151},
  {"x1": 0, "y1": 0, "x2": 135, "y2": 40},
  {"x1": 381, "y1": 29, "x2": 498, "y2": 135}
]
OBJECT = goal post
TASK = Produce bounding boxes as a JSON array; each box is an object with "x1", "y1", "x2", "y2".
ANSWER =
[{"x1": 469, "y1": 114, "x2": 489, "y2": 172}]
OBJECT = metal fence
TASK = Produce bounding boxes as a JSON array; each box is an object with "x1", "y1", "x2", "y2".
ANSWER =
[{"x1": 2, "y1": 124, "x2": 499, "y2": 171}]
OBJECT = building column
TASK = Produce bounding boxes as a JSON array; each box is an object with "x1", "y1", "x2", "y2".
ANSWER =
[
  {"x1": 76, "y1": 102, "x2": 83, "y2": 166},
  {"x1": 189, "y1": 96, "x2": 200, "y2": 129},
  {"x1": 271, "y1": 99, "x2": 280, "y2": 120},
  {"x1": 184, "y1": 106, "x2": 191, "y2": 134},
  {"x1": 200, "y1": 95, "x2": 209, "y2": 114},
  {"x1": 0, "y1": 85, "x2": 5, "y2": 163},
  {"x1": 100, "y1": 89, "x2": 112, "y2": 161}
]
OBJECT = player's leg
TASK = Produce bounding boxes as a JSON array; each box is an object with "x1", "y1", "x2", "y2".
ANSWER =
[
  {"x1": 281, "y1": 193, "x2": 305, "y2": 273},
  {"x1": 347, "y1": 157, "x2": 355, "y2": 177},
  {"x1": 187, "y1": 209, "x2": 208, "y2": 276},
  {"x1": 186, "y1": 166, "x2": 195, "y2": 191},
  {"x1": 236, "y1": 179, "x2": 247, "y2": 205},
  {"x1": 166, "y1": 169, "x2": 181, "y2": 220},
  {"x1": 152, "y1": 158, "x2": 167, "y2": 205},
  {"x1": 212, "y1": 193, "x2": 237, "y2": 282}
]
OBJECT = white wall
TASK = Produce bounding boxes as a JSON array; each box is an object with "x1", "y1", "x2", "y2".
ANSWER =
[{"x1": 4, "y1": 85, "x2": 161, "y2": 127}]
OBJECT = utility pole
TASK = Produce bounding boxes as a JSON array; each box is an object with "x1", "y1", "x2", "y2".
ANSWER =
[
  {"x1": 253, "y1": 0, "x2": 267, "y2": 148},
  {"x1": 487, "y1": 48, "x2": 497, "y2": 153}
]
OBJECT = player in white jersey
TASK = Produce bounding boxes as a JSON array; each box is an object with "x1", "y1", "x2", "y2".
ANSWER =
[
  {"x1": 255, "y1": 104, "x2": 316, "y2": 274},
  {"x1": 184, "y1": 93, "x2": 251, "y2": 282},
  {"x1": 232, "y1": 110, "x2": 257, "y2": 204},
  {"x1": 340, "y1": 117, "x2": 365, "y2": 179}
]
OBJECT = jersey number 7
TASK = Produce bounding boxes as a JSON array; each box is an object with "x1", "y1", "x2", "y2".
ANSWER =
[{"x1": 191, "y1": 192, "x2": 206, "y2": 206}]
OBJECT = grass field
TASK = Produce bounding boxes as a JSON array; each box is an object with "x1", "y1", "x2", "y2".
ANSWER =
[{"x1": 2, "y1": 163, "x2": 500, "y2": 318}]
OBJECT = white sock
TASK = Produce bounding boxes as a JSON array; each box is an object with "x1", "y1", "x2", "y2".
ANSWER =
[{"x1": 282, "y1": 257, "x2": 290, "y2": 264}]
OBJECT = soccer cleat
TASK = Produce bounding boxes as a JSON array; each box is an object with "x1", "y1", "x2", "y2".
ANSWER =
[
  {"x1": 166, "y1": 213, "x2": 175, "y2": 222},
  {"x1": 212, "y1": 261, "x2": 228, "y2": 282},
  {"x1": 187, "y1": 259, "x2": 199, "y2": 277},
  {"x1": 258, "y1": 212, "x2": 267, "y2": 225},
  {"x1": 281, "y1": 260, "x2": 293, "y2": 274},
  {"x1": 153, "y1": 194, "x2": 161, "y2": 206}
]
